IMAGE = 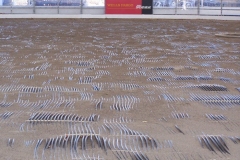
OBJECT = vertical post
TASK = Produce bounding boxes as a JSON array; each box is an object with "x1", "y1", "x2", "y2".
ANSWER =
[
  {"x1": 197, "y1": 0, "x2": 200, "y2": 15},
  {"x1": 220, "y1": 0, "x2": 223, "y2": 16},
  {"x1": 11, "y1": 0, "x2": 12, "y2": 13},
  {"x1": 175, "y1": 0, "x2": 177, "y2": 14},
  {"x1": 57, "y1": 0, "x2": 59, "y2": 14},
  {"x1": 33, "y1": 0, "x2": 35, "y2": 14},
  {"x1": 80, "y1": 0, "x2": 82, "y2": 14}
]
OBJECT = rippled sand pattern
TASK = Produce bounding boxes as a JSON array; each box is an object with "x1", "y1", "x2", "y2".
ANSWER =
[{"x1": 0, "y1": 19, "x2": 240, "y2": 160}]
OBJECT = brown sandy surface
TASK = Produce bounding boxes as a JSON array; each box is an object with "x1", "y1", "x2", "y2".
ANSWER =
[{"x1": 0, "y1": 19, "x2": 240, "y2": 160}]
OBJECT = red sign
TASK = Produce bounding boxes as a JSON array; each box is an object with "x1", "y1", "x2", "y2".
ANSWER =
[{"x1": 105, "y1": 0, "x2": 142, "y2": 14}]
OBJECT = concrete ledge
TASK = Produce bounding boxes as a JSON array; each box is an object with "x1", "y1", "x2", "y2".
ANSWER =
[{"x1": 0, "y1": 14, "x2": 239, "y2": 20}]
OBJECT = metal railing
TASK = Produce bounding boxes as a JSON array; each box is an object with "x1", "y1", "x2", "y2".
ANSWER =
[{"x1": 0, "y1": 0, "x2": 239, "y2": 15}]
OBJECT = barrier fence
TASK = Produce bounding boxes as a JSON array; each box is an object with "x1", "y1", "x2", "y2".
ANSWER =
[{"x1": 0, "y1": 0, "x2": 240, "y2": 15}]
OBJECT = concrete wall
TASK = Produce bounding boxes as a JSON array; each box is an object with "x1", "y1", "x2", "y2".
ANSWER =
[
  {"x1": 82, "y1": 7, "x2": 105, "y2": 14},
  {"x1": 0, "y1": 6, "x2": 12, "y2": 13},
  {"x1": 59, "y1": 7, "x2": 81, "y2": 14},
  {"x1": 35, "y1": 7, "x2": 58, "y2": 14},
  {"x1": 199, "y1": 7, "x2": 222, "y2": 15},
  {"x1": 222, "y1": 8, "x2": 240, "y2": 15},
  {"x1": 12, "y1": 6, "x2": 34, "y2": 14},
  {"x1": 153, "y1": 8, "x2": 176, "y2": 14}
]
